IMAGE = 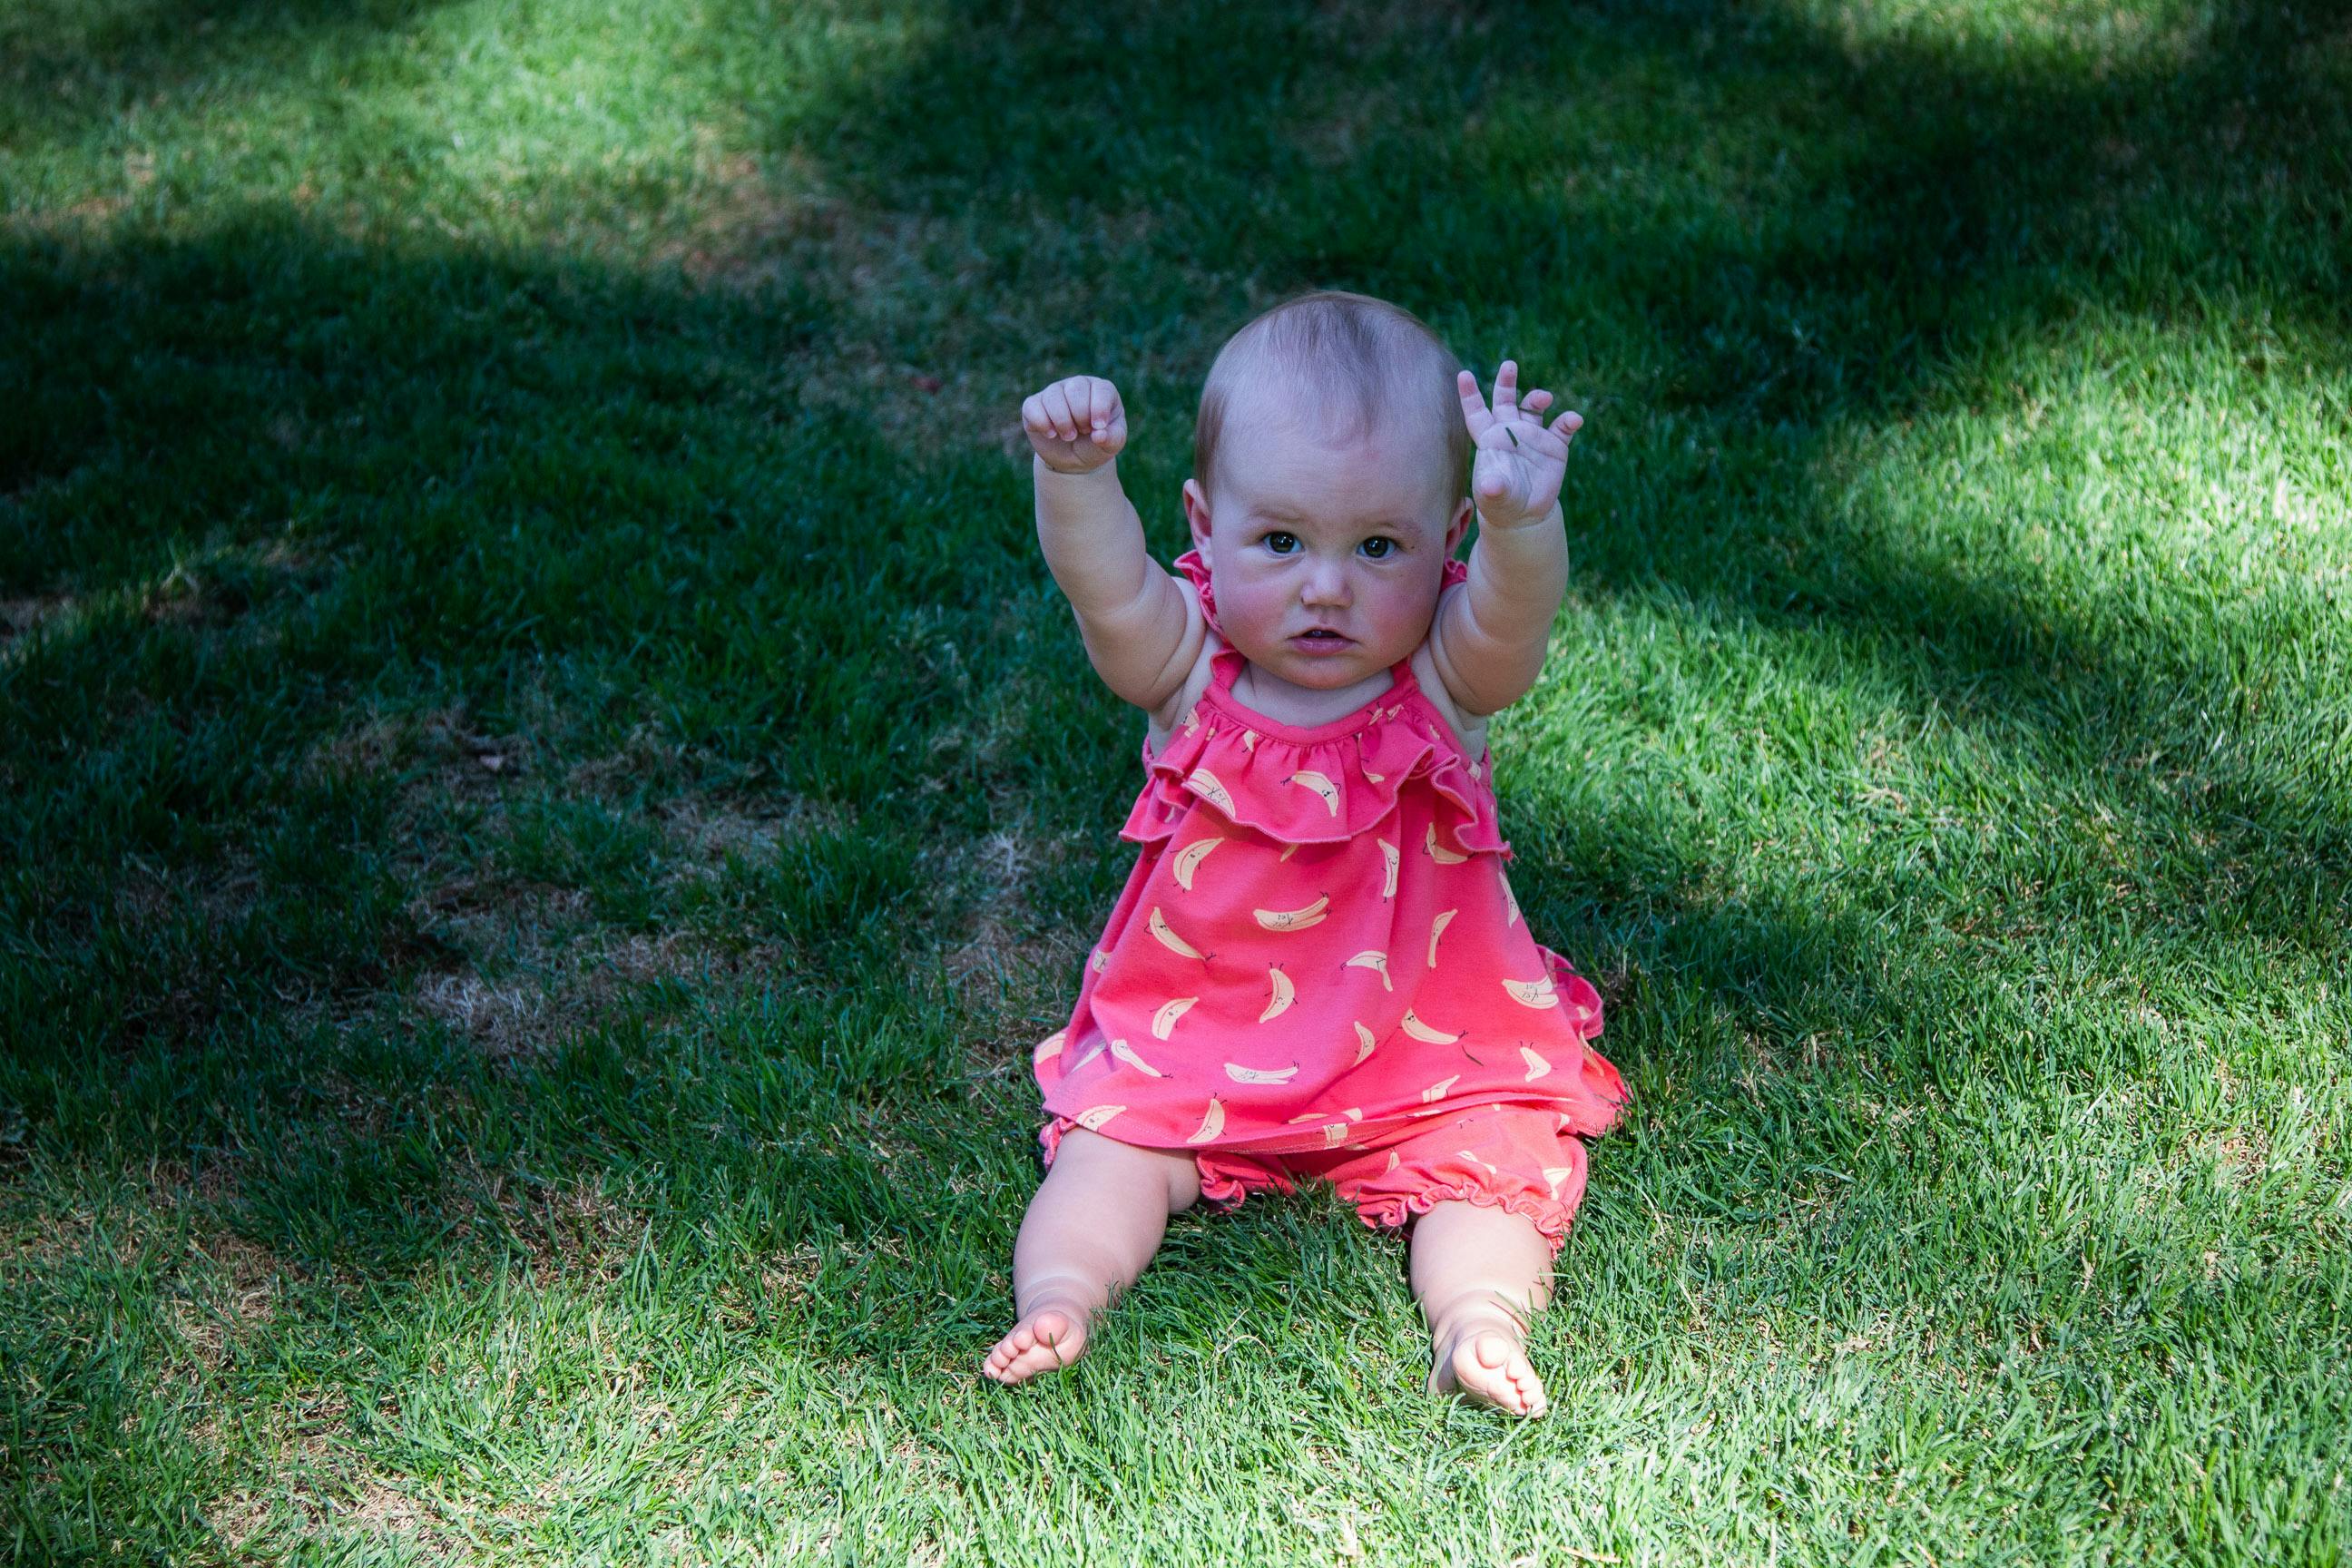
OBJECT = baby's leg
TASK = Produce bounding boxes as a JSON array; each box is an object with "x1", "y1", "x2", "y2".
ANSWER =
[
  {"x1": 1409, "y1": 1201, "x2": 1557, "y2": 1417},
  {"x1": 983, "y1": 1126, "x2": 1202, "y2": 1387}
]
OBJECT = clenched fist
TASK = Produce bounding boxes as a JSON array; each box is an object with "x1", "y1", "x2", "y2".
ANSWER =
[{"x1": 1023, "y1": 376, "x2": 1128, "y2": 475}]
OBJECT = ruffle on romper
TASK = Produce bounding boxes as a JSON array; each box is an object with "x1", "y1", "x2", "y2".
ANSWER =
[{"x1": 1348, "y1": 1172, "x2": 1582, "y2": 1256}]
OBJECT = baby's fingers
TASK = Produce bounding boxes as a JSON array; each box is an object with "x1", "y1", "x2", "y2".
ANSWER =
[
  {"x1": 1456, "y1": 369, "x2": 1494, "y2": 436},
  {"x1": 1041, "y1": 382, "x2": 1081, "y2": 441},
  {"x1": 1491, "y1": 359, "x2": 1521, "y2": 420},
  {"x1": 1076, "y1": 377, "x2": 1124, "y2": 440}
]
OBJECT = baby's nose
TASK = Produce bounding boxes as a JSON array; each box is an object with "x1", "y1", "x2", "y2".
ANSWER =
[{"x1": 1301, "y1": 564, "x2": 1352, "y2": 605}]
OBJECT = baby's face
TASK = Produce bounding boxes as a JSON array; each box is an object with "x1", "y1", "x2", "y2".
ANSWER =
[{"x1": 1182, "y1": 393, "x2": 1470, "y2": 691}]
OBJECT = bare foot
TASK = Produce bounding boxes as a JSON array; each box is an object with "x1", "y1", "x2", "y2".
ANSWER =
[
  {"x1": 982, "y1": 1300, "x2": 1093, "y2": 1386},
  {"x1": 1427, "y1": 1314, "x2": 1549, "y2": 1417}
]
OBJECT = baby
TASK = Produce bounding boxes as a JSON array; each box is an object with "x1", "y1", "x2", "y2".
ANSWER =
[{"x1": 986, "y1": 290, "x2": 1629, "y2": 1416}]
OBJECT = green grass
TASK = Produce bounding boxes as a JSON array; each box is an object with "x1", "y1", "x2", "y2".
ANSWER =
[{"x1": 3, "y1": 0, "x2": 2348, "y2": 1561}]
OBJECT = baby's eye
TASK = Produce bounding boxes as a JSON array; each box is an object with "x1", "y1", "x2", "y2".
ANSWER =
[
  {"x1": 1361, "y1": 537, "x2": 1396, "y2": 560},
  {"x1": 1266, "y1": 532, "x2": 1299, "y2": 554}
]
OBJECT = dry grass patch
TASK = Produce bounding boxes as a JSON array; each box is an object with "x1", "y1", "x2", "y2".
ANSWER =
[
  {"x1": 297, "y1": 696, "x2": 833, "y2": 1057},
  {"x1": 0, "y1": 593, "x2": 74, "y2": 657},
  {"x1": 661, "y1": 138, "x2": 1220, "y2": 458},
  {"x1": 397, "y1": 921, "x2": 789, "y2": 1062},
  {"x1": 491, "y1": 1173, "x2": 653, "y2": 1289},
  {"x1": 937, "y1": 820, "x2": 1093, "y2": 1097},
  {"x1": 305, "y1": 699, "x2": 532, "y2": 806}
]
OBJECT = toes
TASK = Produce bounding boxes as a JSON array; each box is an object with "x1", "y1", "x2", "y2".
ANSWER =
[
  {"x1": 983, "y1": 1308, "x2": 1090, "y2": 1386},
  {"x1": 1460, "y1": 1341, "x2": 1522, "y2": 1411},
  {"x1": 1440, "y1": 1331, "x2": 1547, "y2": 1416},
  {"x1": 1029, "y1": 1308, "x2": 1076, "y2": 1359}
]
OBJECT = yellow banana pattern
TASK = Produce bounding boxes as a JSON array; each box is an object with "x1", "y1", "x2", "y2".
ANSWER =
[
  {"x1": 1502, "y1": 976, "x2": 1559, "y2": 1008},
  {"x1": 1184, "y1": 767, "x2": 1234, "y2": 815},
  {"x1": 1426, "y1": 908, "x2": 1456, "y2": 967},
  {"x1": 1353, "y1": 1021, "x2": 1377, "y2": 1063},
  {"x1": 1420, "y1": 1073, "x2": 1461, "y2": 1102},
  {"x1": 1399, "y1": 1009, "x2": 1459, "y2": 1044},
  {"x1": 1148, "y1": 906, "x2": 1204, "y2": 959},
  {"x1": 1287, "y1": 769, "x2": 1341, "y2": 817},
  {"x1": 1455, "y1": 1148, "x2": 1502, "y2": 1179},
  {"x1": 1258, "y1": 965, "x2": 1295, "y2": 1023},
  {"x1": 1425, "y1": 822, "x2": 1468, "y2": 865},
  {"x1": 1224, "y1": 1061, "x2": 1300, "y2": 1083},
  {"x1": 1185, "y1": 1096, "x2": 1227, "y2": 1143},
  {"x1": 1520, "y1": 1044, "x2": 1553, "y2": 1081},
  {"x1": 1150, "y1": 996, "x2": 1200, "y2": 1040},
  {"x1": 1345, "y1": 949, "x2": 1393, "y2": 991},
  {"x1": 1112, "y1": 1037, "x2": 1166, "y2": 1076},
  {"x1": 1254, "y1": 894, "x2": 1329, "y2": 931},
  {"x1": 1034, "y1": 1029, "x2": 1067, "y2": 1064},
  {"x1": 1076, "y1": 1103, "x2": 1126, "y2": 1130},
  {"x1": 1171, "y1": 836, "x2": 1224, "y2": 891},
  {"x1": 1379, "y1": 838, "x2": 1398, "y2": 897}
]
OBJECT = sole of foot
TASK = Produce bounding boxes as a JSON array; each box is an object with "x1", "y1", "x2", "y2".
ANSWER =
[
  {"x1": 1430, "y1": 1327, "x2": 1550, "y2": 1417},
  {"x1": 982, "y1": 1304, "x2": 1092, "y2": 1386}
]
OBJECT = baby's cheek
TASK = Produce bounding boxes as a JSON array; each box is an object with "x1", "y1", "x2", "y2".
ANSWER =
[{"x1": 1379, "y1": 583, "x2": 1438, "y2": 641}]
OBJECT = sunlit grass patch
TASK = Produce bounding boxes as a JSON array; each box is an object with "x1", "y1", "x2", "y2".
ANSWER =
[{"x1": 3, "y1": 0, "x2": 2349, "y2": 1561}]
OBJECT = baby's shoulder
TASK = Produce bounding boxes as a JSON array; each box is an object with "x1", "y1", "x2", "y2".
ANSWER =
[
  {"x1": 1143, "y1": 590, "x2": 1220, "y2": 754},
  {"x1": 1410, "y1": 638, "x2": 1488, "y2": 760}
]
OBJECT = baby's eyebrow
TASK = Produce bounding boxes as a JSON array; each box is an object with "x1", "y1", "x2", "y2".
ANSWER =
[{"x1": 1250, "y1": 504, "x2": 1416, "y2": 532}]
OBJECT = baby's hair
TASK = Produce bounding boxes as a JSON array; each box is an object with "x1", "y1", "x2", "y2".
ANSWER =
[{"x1": 1192, "y1": 290, "x2": 1471, "y2": 518}]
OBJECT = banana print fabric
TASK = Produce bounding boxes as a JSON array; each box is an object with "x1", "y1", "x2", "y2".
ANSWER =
[{"x1": 1034, "y1": 548, "x2": 1630, "y2": 1257}]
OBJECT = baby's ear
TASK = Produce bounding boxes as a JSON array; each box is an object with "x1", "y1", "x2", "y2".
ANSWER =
[
  {"x1": 1443, "y1": 495, "x2": 1473, "y2": 554},
  {"x1": 1181, "y1": 478, "x2": 1213, "y2": 550}
]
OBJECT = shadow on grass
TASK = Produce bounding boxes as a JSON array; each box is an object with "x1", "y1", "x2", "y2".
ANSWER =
[
  {"x1": 0, "y1": 0, "x2": 2345, "y2": 1423},
  {"x1": 0, "y1": 0, "x2": 466, "y2": 145}
]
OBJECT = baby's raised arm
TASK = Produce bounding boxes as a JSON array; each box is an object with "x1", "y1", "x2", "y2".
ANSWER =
[
  {"x1": 1427, "y1": 359, "x2": 1583, "y2": 718},
  {"x1": 1024, "y1": 376, "x2": 1202, "y2": 717}
]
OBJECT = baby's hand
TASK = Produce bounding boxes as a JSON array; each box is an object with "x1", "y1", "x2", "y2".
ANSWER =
[
  {"x1": 1023, "y1": 375, "x2": 1129, "y2": 475},
  {"x1": 1458, "y1": 360, "x2": 1583, "y2": 528}
]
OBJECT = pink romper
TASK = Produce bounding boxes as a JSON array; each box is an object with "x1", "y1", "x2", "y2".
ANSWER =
[{"x1": 1034, "y1": 548, "x2": 1630, "y2": 1258}]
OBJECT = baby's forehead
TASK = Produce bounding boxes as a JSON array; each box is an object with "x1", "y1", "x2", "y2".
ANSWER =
[
  {"x1": 1226, "y1": 372, "x2": 1443, "y2": 457},
  {"x1": 1229, "y1": 347, "x2": 1433, "y2": 415}
]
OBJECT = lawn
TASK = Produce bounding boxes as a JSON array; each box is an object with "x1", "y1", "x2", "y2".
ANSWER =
[{"x1": 2, "y1": 0, "x2": 2347, "y2": 1561}]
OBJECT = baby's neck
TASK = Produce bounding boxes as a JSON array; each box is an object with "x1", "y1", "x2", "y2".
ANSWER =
[{"x1": 1230, "y1": 655, "x2": 1396, "y2": 728}]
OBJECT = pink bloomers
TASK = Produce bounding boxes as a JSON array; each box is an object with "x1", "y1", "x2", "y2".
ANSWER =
[{"x1": 1033, "y1": 548, "x2": 1629, "y2": 1259}]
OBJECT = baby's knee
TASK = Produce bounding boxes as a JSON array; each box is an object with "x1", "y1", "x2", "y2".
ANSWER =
[{"x1": 1051, "y1": 1124, "x2": 1202, "y2": 1216}]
